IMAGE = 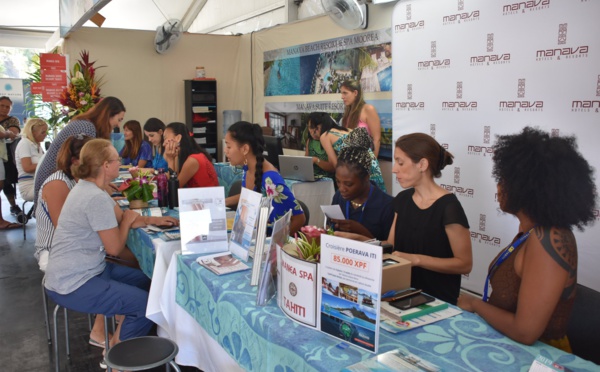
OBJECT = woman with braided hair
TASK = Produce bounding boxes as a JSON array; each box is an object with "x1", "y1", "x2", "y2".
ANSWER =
[
  {"x1": 308, "y1": 115, "x2": 386, "y2": 192},
  {"x1": 329, "y1": 145, "x2": 393, "y2": 241},
  {"x1": 224, "y1": 121, "x2": 305, "y2": 235},
  {"x1": 386, "y1": 133, "x2": 472, "y2": 305}
]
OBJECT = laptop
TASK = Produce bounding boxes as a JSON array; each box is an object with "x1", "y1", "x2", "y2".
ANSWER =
[{"x1": 278, "y1": 155, "x2": 316, "y2": 182}]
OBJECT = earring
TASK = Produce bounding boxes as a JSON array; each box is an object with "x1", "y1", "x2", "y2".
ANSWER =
[{"x1": 244, "y1": 156, "x2": 248, "y2": 166}]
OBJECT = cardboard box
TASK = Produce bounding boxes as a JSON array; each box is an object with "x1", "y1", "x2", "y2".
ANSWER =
[{"x1": 381, "y1": 254, "x2": 411, "y2": 293}]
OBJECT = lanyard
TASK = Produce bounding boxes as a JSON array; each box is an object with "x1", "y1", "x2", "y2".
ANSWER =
[
  {"x1": 482, "y1": 226, "x2": 536, "y2": 302},
  {"x1": 345, "y1": 185, "x2": 373, "y2": 225}
]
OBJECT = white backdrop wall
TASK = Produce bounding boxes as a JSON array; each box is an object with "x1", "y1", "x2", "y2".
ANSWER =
[{"x1": 392, "y1": 0, "x2": 600, "y2": 293}]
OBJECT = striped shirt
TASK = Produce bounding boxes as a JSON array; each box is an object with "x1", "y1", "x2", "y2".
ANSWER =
[
  {"x1": 33, "y1": 120, "x2": 96, "y2": 211},
  {"x1": 34, "y1": 170, "x2": 76, "y2": 260}
]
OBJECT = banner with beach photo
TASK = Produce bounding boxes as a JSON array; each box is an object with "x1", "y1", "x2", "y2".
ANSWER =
[{"x1": 263, "y1": 29, "x2": 392, "y2": 96}]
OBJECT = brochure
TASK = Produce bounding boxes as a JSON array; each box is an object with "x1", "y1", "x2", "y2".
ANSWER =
[
  {"x1": 319, "y1": 235, "x2": 383, "y2": 353},
  {"x1": 380, "y1": 306, "x2": 462, "y2": 334},
  {"x1": 257, "y1": 210, "x2": 291, "y2": 304},
  {"x1": 341, "y1": 348, "x2": 441, "y2": 372},
  {"x1": 250, "y1": 200, "x2": 276, "y2": 286},
  {"x1": 178, "y1": 187, "x2": 228, "y2": 255},
  {"x1": 229, "y1": 187, "x2": 263, "y2": 261},
  {"x1": 197, "y1": 253, "x2": 250, "y2": 276},
  {"x1": 529, "y1": 355, "x2": 569, "y2": 372}
]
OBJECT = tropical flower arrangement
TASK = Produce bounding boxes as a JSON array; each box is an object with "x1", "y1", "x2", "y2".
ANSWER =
[
  {"x1": 59, "y1": 50, "x2": 105, "y2": 118},
  {"x1": 282, "y1": 225, "x2": 333, "y2": 262},
  {"x1": 118, "y1": 168, "x2": 155, "y2": 205}
]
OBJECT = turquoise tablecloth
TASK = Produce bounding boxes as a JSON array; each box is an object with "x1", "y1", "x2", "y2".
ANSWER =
[{"x1": 175, "y1": 254, "x2": 598, "y2": 372}]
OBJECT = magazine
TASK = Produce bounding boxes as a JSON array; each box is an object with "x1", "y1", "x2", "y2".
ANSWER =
[
  {"x1": 342, "y1": 348, "x2": 441, "y2": 372},
  {"x1": 197, "y1": 253, "x2": 250, "y2": 276}
]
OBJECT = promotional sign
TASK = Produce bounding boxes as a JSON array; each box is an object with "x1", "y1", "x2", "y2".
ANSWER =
[
  {"x1": 0, "y1": 78, "x2": 25, "y2": 123},
  {"x1": 37, "y1": 53, "x2": 69, "y2": 103},
  {"x1": 229, "y1": 187, "x2": 264, "y2": 261},
  {"x1": 277, "y1": 249, "x2": 319, "y2": 327},
  {"x1": 392, "y1": 0, "x2": 600, "y2": 293},
  {"x1": 319, "y1": 235, "x2": 382, "y2": 353},
  {"x1": 178, "y1": 187, "x2": 228, "y2": 255}
]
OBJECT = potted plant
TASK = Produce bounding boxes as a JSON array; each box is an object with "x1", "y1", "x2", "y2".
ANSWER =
[
  {"x1": 118, "y1": 168, "x2": 155, "y2": 208},
  {"x1": 282, "y1": 225, "x2": 331, "y2": 262}
]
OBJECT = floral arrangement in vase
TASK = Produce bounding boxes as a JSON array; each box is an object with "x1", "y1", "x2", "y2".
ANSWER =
[
  {"x1": 118, "y1": 167, "x2": 155, "y2": 208},
  {"x1": 282, "y1": 225, "x2": 333, "y2": 262},
  {"x1": 59, "y1": 50, "x2": 105, "y2": 118}
]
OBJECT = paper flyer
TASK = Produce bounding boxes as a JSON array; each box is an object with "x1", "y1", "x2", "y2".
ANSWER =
[
  {"x1": 277, "y1": 248, "x2": 319, "y2": 327},
  {"x1": 178, "y1": 187, "x2": 227, "y2": 255},
  {"x1": 319, "y1": 235, "x2": 383, "y2": 353},
  {"x1": 229, "y1": 187, "x2": 263, "y2": 261}
]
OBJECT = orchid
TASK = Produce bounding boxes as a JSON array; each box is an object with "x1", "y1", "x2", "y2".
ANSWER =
[
  {"x1": 118, "y1": 168, "x2": 155, "y2": 203},
  {"x1": 283, "y1": 225, "x2": 333, "y2": 262}
]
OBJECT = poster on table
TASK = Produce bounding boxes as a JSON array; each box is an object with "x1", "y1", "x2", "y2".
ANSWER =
[
  {"x1": 178, "y1": 187, "x2": 228, "y2": 255},
  {"x1": 265, "y1": 100, "x2": 393, "y2": 160},
  {"x1": 263, "y1": 28, "x2": 392, "y2": 97},
  {"x1": 319, "y1": 235, "x2": 382, "y2": 353},
  {"x1": 392, "y1": 0, "x2": 600, "y2": 293},
  {"x1": 229, "y1": 187, "x2": 263, "y2": 261},
  {"x1": 257, "y1": 210, "x2": 291, "y2": 305}
]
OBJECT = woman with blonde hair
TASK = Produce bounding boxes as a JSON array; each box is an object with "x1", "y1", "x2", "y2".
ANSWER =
[
  {"x1": 15, "y1": 118, "x2": 48, "y2": 200},
  {"x1": 44, "y1": 139, "x2": 177, "y2": 358},
  {"x1": 33, "y1": 96, "x2": 126, "y2": 209},
  {"x1": 120, "y1": 120, "x2": 152, "y2": 168},
  {"x1": 340, "y1": 80, "x2": 382, "y2": 157}
]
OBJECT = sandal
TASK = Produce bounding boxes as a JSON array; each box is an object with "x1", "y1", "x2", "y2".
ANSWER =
[
  {"x1": 0, "y1": 222, "x2": 22, "y2": 230},
  {"x1": 89, "y1": 338, "x2": 107, "y2": 349}
]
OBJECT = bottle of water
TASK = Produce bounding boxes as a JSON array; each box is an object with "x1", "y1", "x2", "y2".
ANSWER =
[
  {"x1": 156, "y1": 169, "x2": 168, "y2": 208},
  {"x1": 168, "y1": 170, "x2": 179, "y2": 209}
]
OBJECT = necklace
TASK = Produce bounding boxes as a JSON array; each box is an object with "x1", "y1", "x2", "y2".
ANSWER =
[{"x1": 350, "y1": 200, "x2": 363, "y2": 208}]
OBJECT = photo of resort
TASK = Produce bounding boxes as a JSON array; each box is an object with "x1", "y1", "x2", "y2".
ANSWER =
[{"x1": 320, "y1": 277, "x2": 378, "y2": 352}]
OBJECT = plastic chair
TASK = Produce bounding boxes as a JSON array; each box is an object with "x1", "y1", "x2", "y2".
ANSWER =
[
  {"x1": 297, "y1": 199, "x2": 310, "y2": 225},
  {"x1": 104, "y1": 336, "x2": 181, "y2": 371}
]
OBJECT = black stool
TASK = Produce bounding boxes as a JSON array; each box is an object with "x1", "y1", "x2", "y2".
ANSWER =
[{"x1": 104, "y1": 336, "x2": 181, "y2": 371}]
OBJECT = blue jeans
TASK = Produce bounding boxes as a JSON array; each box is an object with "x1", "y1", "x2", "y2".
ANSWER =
[{"x1": 46, "y1": 262, "x2": 153, "y2": 341}]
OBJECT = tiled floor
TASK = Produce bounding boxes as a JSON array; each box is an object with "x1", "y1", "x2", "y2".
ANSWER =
[{"x1": 0, "y1": 195, "x2": 200, "y2": 371}]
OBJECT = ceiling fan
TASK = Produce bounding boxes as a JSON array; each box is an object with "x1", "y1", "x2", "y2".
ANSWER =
[{"x1": 321, "y1": 0, "x2": 368, "y2": 30}]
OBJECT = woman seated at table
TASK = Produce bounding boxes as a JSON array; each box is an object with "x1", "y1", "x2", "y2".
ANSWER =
[
  {"x1": 120, "y1": 120, "x2": 152, "y2": 168},
  {"x1": 35, "y1": 134, "x2": 113, "y2": 347},
  {"x1": 387, "y1": 133, "x2": 472, "y2": 305},
  {"x1": 224, "y1": 121, "x2": 305, "y2": 235},
  {"x1": 305, "y1": 112, "x2": 335, "y2": 180},
  {"x1": 44, "y1": 139, "x2": 178, "y2": 350},
  {"x1": 15, "y1": 118, "x2": 48, "y2": 200},
  {"x1": 163, "y1": 122, "x2": 218, "y2": 188},
  {"x1": 143, "y1": 117, "x2": 168, "y2": 170},
  {"x1": 458, "y1": 127, "x2": 596, "y2": 351},
  {"x1": 308, "y1": 114, "x2": 386, "y2": 192},
  {"x1": 328, "y1": 145, "x2": 393, "y2": 241}
]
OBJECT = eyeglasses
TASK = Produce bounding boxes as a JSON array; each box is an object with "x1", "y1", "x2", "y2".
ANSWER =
[{"x1": 107, "y1": 158, "x2": 120, "y2": 163}]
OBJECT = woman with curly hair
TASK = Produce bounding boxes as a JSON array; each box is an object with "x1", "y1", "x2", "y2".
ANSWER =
[
  {"x1": 224, "y1": 121, "x2": 305, "y2": 235},
  {"x1": 388, "y1": 133, "x2": 472, "y2": 305},
  {"x1": 458, "y1": 127, "x2": 596, "y2": 351},
  {"x1": 340, "y1": 80, "x2": 381, "y2": 157},
  {"x1": 329, "y1": 145, "x2": 393, "y2": 241},
  {"x1": 120, "y1": 120, "x2": 152, "y2": 168},
  {"x1": 308, "y1": 114, "x2": 386, "y2": 192}
]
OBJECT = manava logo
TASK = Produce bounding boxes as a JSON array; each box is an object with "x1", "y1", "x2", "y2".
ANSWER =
[
  {"x1": 395, "y1": 21, "x2": 425, "y2": 32},
  {"x1": 396, "y1": 84, "x2": 425, "y2": 111},
  {"x1": 440, "y1": 183, "x2": 474, "y2": 198},
  {"x1": 571, "y1": 75, "x2": 600, "y2": 113},
  {"x1": 418, "y1": 41, "x2": 451, "y2": 70},
  {"x1": 470, "y1": 33, "x2": 511, "y2": 66},
  {"x1": 536, "y1": 23, "x2": 589, "y2": 61},
  {"x1": 443, "y1": 10, "x2": 480, "y2": 25},
  {"x1": 503, "y1": 0, "x2": 550, "y2": 15},
  {"x1": 442, "y1": 81, "x2": 477, "y2": 111},
  {"x1": 470, "y1": 231, "x2": 502, "y2": 246},
  {"x1": 499, "y1": 78, "x2": 543, "y2": 112}
]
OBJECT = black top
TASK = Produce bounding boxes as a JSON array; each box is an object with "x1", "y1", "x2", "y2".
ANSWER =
[
  {"x1": 393, "y1": 188, "x2": 470, "y2": 305},
  {"x1": 332, "y1": 184, "x2": 393, "y2": 241}
]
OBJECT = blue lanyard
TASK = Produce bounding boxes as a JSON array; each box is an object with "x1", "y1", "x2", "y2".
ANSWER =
[
  {"x1": 482, "y1": 226, "x2": 536, "y2": 302},
  {"x1": 345, "y1": 185, "x2": 373, "y2": 225}
]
